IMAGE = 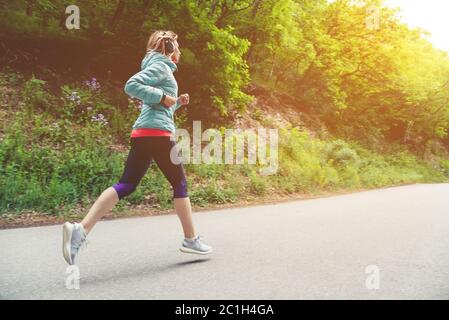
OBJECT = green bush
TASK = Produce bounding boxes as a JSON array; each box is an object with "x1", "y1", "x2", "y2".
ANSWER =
[
  {"x1": 324, "y1": 139, "x2": 360, "y2": 167},
  {"x1": 0, "y1": 72, "x2": 447, "y2": 216},
  {"x1": 21, "y1": 76, "x2": 53, "y2": 116},
  {"x1": 440, "y1": 159, "x2": 449, "y2": 177}
]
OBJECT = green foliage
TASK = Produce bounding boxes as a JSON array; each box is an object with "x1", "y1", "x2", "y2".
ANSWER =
[
  {"x1": 203, "y1": 25, "x2": 253, "y2": 117},
  {"x1": 2, "y1": 0, "x2": 449, "y2": 149},
  {"x1": 248, "y1": 171, "x2": 268, "y2": 195},
  {"x1": 1, "y1": 0, "x2": 449, "y2": 217},
  {"x1": 324, "y1": 139, "x2": 360, "y2": 167},
  {"x1": 228, "y1": 0, "x2": 449, "y2": 148},
  {"x1": 0, "y1": 75, "x2": 446, "y2": 215},
  {"x1": 275, "y1": 126, "x2": 445, "y2": 194},
  {"x1": 21, "y1": 75, "x2": 53, "y2": 115},
  {"x1": 1, "y1": 0, "x2": 256, "y2": 127},
  {"x1": 439, "y1": 159, "x2": 449, "y2": 177}
]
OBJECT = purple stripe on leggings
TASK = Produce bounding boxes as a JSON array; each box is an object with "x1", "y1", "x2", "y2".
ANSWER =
[{"x1": 112, "y1": 183, "x2": 137, "y2": 199}]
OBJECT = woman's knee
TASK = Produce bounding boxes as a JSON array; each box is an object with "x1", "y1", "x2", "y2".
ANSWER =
[
  {"x1": 172, "y1": 177, "x2": 188, "y2": 199},
  {"x1": 112, "y1": 182, "x2": 137, "y2": 200}
]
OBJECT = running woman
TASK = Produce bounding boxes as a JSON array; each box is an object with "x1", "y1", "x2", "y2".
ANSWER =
[{"x1": 62, "y1": 30, "x2": 212, "y2": 266}]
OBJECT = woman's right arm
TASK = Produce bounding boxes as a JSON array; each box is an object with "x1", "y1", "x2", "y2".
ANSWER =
[{"x1": 124, "y1": 61, "x2": 168, "y2": 105}]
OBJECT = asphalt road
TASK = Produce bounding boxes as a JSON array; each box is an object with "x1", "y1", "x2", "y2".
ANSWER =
[{"x1": 1, "y1": 184, "x2": 448, "y2": 300}]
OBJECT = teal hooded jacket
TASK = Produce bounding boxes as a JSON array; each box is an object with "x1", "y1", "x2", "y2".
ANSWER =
[{"x1": 124, "y1": 51, "x2": 182, "y2": 133}]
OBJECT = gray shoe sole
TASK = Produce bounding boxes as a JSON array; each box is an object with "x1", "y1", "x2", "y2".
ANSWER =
[
  {"x1": 62, "y1": 222, "x2": 73, "y2": 265},
  {"x1": 179, "y1": 246, "x2": 213, "y2": 255}
]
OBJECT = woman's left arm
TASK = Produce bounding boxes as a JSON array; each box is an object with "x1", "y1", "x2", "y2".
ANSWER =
[{"x1": 124, "y1": 61, "x2": 168, "y2": 105}]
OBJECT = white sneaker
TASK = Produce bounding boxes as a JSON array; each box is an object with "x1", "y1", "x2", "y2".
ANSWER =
[
  {"x1": 179, "y1": 235, "x2": 213, "y2": 255},
  {"x1": 62, "y1": 222, "x2": 87, "y2": 265}
]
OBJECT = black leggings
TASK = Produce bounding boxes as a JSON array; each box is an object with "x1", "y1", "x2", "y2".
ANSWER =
[{"x1": 112, "y1": 136, "x2": 188, "y2": 200}]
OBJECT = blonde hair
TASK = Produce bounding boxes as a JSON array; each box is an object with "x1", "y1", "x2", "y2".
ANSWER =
[{"x1": 146, "y1": 30, "x2": 181, "y2": 60}]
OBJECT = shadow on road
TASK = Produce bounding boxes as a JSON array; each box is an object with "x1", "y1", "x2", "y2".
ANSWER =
[{"x1": 79, "y1": 258, "x2": 211, "y2": 286}]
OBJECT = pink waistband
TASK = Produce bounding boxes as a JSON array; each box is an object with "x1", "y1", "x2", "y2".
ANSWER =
[{"x1": 130, "y1": 128, "x2": 172, "y2": 138}]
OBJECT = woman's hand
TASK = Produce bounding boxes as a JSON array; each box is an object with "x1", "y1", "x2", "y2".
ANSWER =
[
  {"x1": 161, "y1": 95, "x2": 177, "y2": 107},
  {"x1": 178, "y1": 93, "x2": 190, "y2": 106}
]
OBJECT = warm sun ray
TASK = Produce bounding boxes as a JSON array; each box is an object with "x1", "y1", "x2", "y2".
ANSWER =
[{"x1": 386, "y1": 0, "x2": 449, "y2": 52}]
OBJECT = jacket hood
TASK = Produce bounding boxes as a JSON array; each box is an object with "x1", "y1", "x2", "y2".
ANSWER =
[{"x1": 141, "y1": 51, "x2": 177, "y2": 73}]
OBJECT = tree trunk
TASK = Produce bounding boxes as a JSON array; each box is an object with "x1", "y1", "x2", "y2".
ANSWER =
[
  {"x1": 26, "y1": 0, "x2": 34, "y2": 16},
  {"x1": 267, "y1": 51, "x2": 277, "y2": 81},
  {"x1": 59, "y1": 9, "x2": 67, "y2": 30},
  {"x1": 41, "y1": 12, "x2": 49, "y2": 29},
  {"x1": 208, "y1": 0, "x2": 220, "y2": 18},
  {"x1": 139, "y1": 0, "x2": 154, "y2": 33},
  {"x1": 245, "y1": 0, "x2": 262, "y2": 63},
  {"x1": 108, "y1": 0, "x2": 126, "y2": 32}
]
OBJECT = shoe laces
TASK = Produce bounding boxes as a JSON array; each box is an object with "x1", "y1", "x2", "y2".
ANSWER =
[{"x1": 74, "y1": 238, "x2": 90, "y2": 252}]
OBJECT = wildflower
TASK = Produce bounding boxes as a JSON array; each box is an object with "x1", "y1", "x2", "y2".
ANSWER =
[
  {"x1": 91, "y1": 113, "x2": 108, "y2": 126},
  {"x1": 67, "y1": 91, "x2": 81, "y2": 105},
  {"x1": 84, "y1": 77, "x2": 101, "y2": 91},
  {"x1": 50, "y1": 123, "x2": 60, "y2": 130}
]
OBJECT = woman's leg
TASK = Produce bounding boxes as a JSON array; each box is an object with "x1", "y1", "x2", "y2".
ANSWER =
[
  {"x1": 81, "y1": 187, "x2": 119, "y2": 234},
  {"x1": 174, "y1": 197, "x2": 196, "y2": 239},
  {"x1": 153, "y1": 138, "x2": 195, "y2": 239},
  {"x1": 81, "y1": 138, "x2": 153, "y2": 234}
]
